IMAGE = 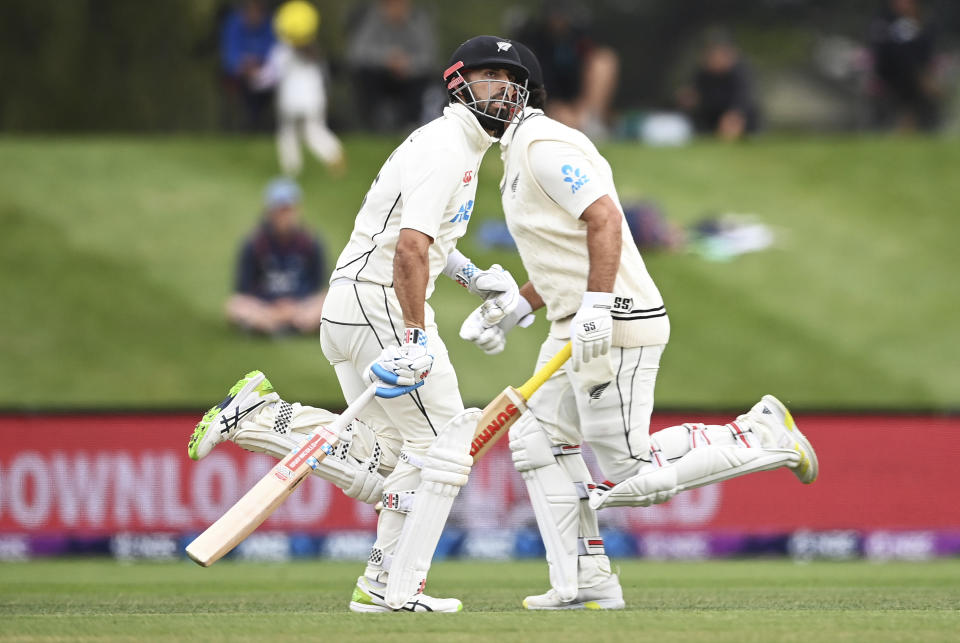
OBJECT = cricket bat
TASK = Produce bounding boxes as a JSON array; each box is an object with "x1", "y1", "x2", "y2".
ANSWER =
[
  {"x1": 469, "y1": 341, "x2": 571, "y2": 461},
  {"x1": 185, "y1": 383, "x2": 378, "y2": 567}
]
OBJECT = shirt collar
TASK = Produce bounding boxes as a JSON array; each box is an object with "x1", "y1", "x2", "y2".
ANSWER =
[
  {"x1": 444, "y1": 102, "x2": 498, "y2": 151},
  {"x1": 500, "y1": 107, "x2": 544, "y2": 154}
]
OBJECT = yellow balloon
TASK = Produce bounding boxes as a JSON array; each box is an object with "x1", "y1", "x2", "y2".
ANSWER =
[{"x1": 274, "y1": 0, "x2": 320, "y2": 46}]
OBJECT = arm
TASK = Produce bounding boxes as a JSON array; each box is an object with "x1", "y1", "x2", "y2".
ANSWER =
[
  {"x1": 525, "y1": 140, "x2": 618, "y2": 370},
  {"x1": 519, "y1": 281, "x2": 544, "y2": 312},
  {"x1": 367, "y1": 227, "x2": 433, "y2": 396},
  {"x1": 580, "y1": 195, "x2": 622, "y2": 294},
  {"x1": 393, "y1": 228, "x2": 432, "y2": 329}
]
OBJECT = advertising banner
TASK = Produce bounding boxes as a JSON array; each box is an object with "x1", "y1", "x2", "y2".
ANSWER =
[{"x1": 2, "y1": 412, "x2": 958, "y2": 538}]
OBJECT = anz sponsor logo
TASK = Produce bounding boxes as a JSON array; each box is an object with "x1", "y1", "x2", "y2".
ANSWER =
[
  {"x1": 561, "y1": 164, "x2": 590, "y2": 194},
  {"x1": 450, "y1": 199, "x2": 474, "y2": 223}
]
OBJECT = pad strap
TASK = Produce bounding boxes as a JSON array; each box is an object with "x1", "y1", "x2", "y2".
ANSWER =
[
  {"x1": 578, "y1": 537, "x2": 606, "y2": 556},
  {"x1": 399, "y1": 450, "x2": 425, "y2": 469},
  {"x1": 272, "y1": 401, "x2": 293, "y2": 435},
  {"x1": 727, "y1": 421, "x2": 754, "y2": 448},
  {"x1": 551, "y1": 444, "x2": 582, "y2": 456},
  {"x1": 381, "y1": 490, "x2": 416, "y2": 514}
]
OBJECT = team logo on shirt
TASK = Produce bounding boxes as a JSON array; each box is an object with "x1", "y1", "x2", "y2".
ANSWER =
[
  {"x1": 450, "y1": 199, "x2": 474, "y2": 223},
  {"x1": 561, "y1": 164, "x2": 590, "y2": 194},
  {"x1": 463, "y1": 170, "x2": 473, "y2": 185}
]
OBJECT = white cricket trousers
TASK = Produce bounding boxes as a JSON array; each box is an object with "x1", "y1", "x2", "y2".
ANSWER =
[
  {"x1": 319, "y1": 282, "x2": 465, "y2": 458},
  {"x1": 527, "y1": 334, "x2": 665, "y2": 484},
  {"x1": 320, "y1": 282, "x2": 466, "y2": 576}
]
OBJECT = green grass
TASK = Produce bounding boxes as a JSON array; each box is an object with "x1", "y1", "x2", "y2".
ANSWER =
[
  {"x1": 0, "y1": 134, "x2": 958, "y2": 410},
  {"x1": 1, "y1": 560, "x2": 958, "y2": 641}
]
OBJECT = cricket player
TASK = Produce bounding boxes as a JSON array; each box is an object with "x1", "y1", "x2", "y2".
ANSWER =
[
  {"x1": 458, "y1": 43, "x2": 819, "y2": 610},
  {"x1": 189, "y1": 35, "x2": 530, "y2": 613}
]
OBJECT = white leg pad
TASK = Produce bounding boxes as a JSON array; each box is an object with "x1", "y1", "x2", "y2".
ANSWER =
[
  {"x1": 365, "y1": 458, "x2": 422, "y2": 583},
  {"x1": 384, "y1": 408, "x2": 480, "y2": 609},
  {"x1": 510, "y1": 411, "x2": 581, "y2": 602},
  {"x1": 591, "y1": 442, "x2": 798, "y2": 509},
  {"x1": 236, "y1": 400, "x2": 386, "y2": 504}
]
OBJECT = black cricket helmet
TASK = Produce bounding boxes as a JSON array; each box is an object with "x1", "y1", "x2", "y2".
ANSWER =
[
  {"x1": 512, "y1": 41, "x2": 546, "y2": 110},
  {"x1": 443, "y1": 35, "x2": 529, "y2": 134},
  {"x1": 513, "y1": 42, "x2": 543, "y2": 91}
]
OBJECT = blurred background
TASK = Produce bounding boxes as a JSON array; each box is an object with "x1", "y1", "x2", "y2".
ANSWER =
[{"x1": 0, "y1": 0, "x2": 958, "y2": 564}]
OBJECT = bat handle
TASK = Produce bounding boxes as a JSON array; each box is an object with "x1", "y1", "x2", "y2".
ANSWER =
[
  {"x1": 516, "y1": 342, "x2": 572, "y2": 401},
  {"x1": 325, "y1": 383, "x2": 377, "y2": 437}
]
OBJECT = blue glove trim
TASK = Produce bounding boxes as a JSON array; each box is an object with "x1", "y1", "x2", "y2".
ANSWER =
[
  {"x1": 375, "y1": 380, "x2": 425, "y2": 399},
  {"x1": 370, "y1": 363, "x2": 400, "y2": 385}
]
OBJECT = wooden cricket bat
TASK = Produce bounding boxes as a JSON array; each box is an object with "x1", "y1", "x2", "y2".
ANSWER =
[
  {"x1": 185, "y1": 383, "x2": 378, "y2": 567},
  {"x1": 469, "y1": 342, "x2": 571, "y2": 461}
]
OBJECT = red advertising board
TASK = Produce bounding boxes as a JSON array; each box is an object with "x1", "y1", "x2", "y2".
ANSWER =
[{"x1": 1, "y1": 412, "x2": 958, "y2": 535}]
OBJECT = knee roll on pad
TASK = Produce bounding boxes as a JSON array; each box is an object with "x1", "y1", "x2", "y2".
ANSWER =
[
  {"x1": 509, "y1": 411, "x2": 557, "y2": 472},
  {"x1": 421, "y1": 447, "x2": 473, "y2": 488}
]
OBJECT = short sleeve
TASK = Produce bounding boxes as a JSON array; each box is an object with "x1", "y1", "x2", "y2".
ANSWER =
[
  {"x1": 527, "y1": 140, "x2": 608, "y2": 218},
  {"x1": 398, "y1": 143, "x2": 464, "y2": 239}
]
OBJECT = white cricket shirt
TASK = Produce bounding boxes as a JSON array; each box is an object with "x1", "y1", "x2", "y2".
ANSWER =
[
  {"x1": 499, "y1": 109, "x2": 670, "y2": 348},
  {"x1": 331, "y1": 103, "x2": 495, "y2": 299}
]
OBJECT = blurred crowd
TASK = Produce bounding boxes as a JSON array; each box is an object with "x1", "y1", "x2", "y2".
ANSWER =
[
  {"x1": 217, "y1": 0, "x2": 953, "y2": 335},
  {"x1": 218, "y1": 0, "x2": 954, "y2": 153}
]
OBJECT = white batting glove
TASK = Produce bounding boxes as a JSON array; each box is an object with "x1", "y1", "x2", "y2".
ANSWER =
[
  {"x1": 368, "y1": 328, "x2": 434, "y2": 396},
  {"x1": 459, "y1": 308, "x2": 507, "y2": 354},
  {"x1": 460, "y1": 296, "x2": 535, "y2": 355},
  {"x1": 570, "y1": 292, "x2": 613, "y2": 372},
  {"x1": 467, "y1": 264, "x2": 520, "y2": 324}
]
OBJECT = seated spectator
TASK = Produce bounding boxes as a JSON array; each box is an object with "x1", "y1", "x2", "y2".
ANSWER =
[
  {"x1": 514, "y1": 1, "x2": 619, "y2": 139},
  {"x1": 220, "y1": 0, "x2": 277, "y2": 131},
  {"x1": 677, "y1": 29, "x2": 760, "y2": 141},
  {"x1": 253, "y1": 0, "x2": 345, "y2": 176},
  {"x1": 346, "y1": 0, "x2": 436, "y2": 132},
  {"x1": 226, "y1": 178, "x2": 327, "y2": 336},
  {"x1": 869, "y1": 0, "x2": 940, "y2": 132}
]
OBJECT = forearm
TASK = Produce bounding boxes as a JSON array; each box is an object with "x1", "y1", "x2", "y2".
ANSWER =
[
  {"x1": 582, "y1": 196, "x2": 621, "y2": 293},
  {"x1": 519, "y1": 281, "x2": 544, "y2": 312},
  {"x1": 394, "y1": 230, "x2": 431, "y2": 329}
]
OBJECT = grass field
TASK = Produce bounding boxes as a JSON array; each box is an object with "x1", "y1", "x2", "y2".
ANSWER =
[
  {"x1": 1, "y1": 559, "x2": 958, "y2": 641},
  {"x1": 1, "y1": 135, "x2": 958, "y2": 410}
]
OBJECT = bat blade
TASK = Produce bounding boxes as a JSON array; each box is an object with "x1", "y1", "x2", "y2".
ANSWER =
[
  {"x1": 469, "y1": 386, "x2": 525, "y2": 461},
  {"x1": 468, "y1": 342, "x2": 572, "y2": 462},
  {"x1": 186, "y1": 425, "x2": 338, "y2": 566},
  {"x1": 185, "y1": 467, "x2": 306, "y2": 566}
]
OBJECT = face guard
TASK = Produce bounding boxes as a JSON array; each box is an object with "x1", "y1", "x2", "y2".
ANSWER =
[{"x1": 444, "y1": 61, "x2": 529, "y2": 135}]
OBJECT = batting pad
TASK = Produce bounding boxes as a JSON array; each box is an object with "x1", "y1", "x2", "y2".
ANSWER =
[{"x1": 384, "y1": 408, "x2": 480, "y2": 609}]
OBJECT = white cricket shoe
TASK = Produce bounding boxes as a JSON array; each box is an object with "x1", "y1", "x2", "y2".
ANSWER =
[
  {"x1": 349, "y1": 575, "x2": 463, "y2": 613},
  {"x1": 522, "y1": 573, "x2": 625, "y2": 610},
  {"x1": 744, "y1": 394, "x2": 819, "y2": 484},
  {"x1": 187, "y1": 370, "x2": 279, "y2": 461}
]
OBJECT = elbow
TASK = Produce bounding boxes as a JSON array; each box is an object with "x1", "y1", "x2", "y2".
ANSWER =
[{"x1": 395, "y1": 229, "x2": 432, "y2": 267}]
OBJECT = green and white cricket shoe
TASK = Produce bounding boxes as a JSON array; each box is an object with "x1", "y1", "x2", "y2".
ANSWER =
[
  {"x1": 187, "y1": 370, "x2": 279, "y2": 461},
  {"x1": 522, "y1": 573, "x2": 625, "y2": 610},
  {"x1": 349, "y1": 575, "x2": 463, "y2": 613},
  {"x1": 745, "y1": 394, "x2": 819, "y2": 484}
]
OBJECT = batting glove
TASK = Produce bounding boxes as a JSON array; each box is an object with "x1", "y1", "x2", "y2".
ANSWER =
[
  {"x1": 369, "y1": 328, "x2": 434, "y2": 398},
  {"x1": 467, "y1": 264, "x2": 521, "y2": 324},
  {"x1": 445, "y1": 251, "x2": 521, "y2": 324},
  {"x1": 570, "y1": 292, "x2": 613, "y2": 372},
  {"x1": 460, "y1": 295, "x2": 535, "y2": 355}
]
